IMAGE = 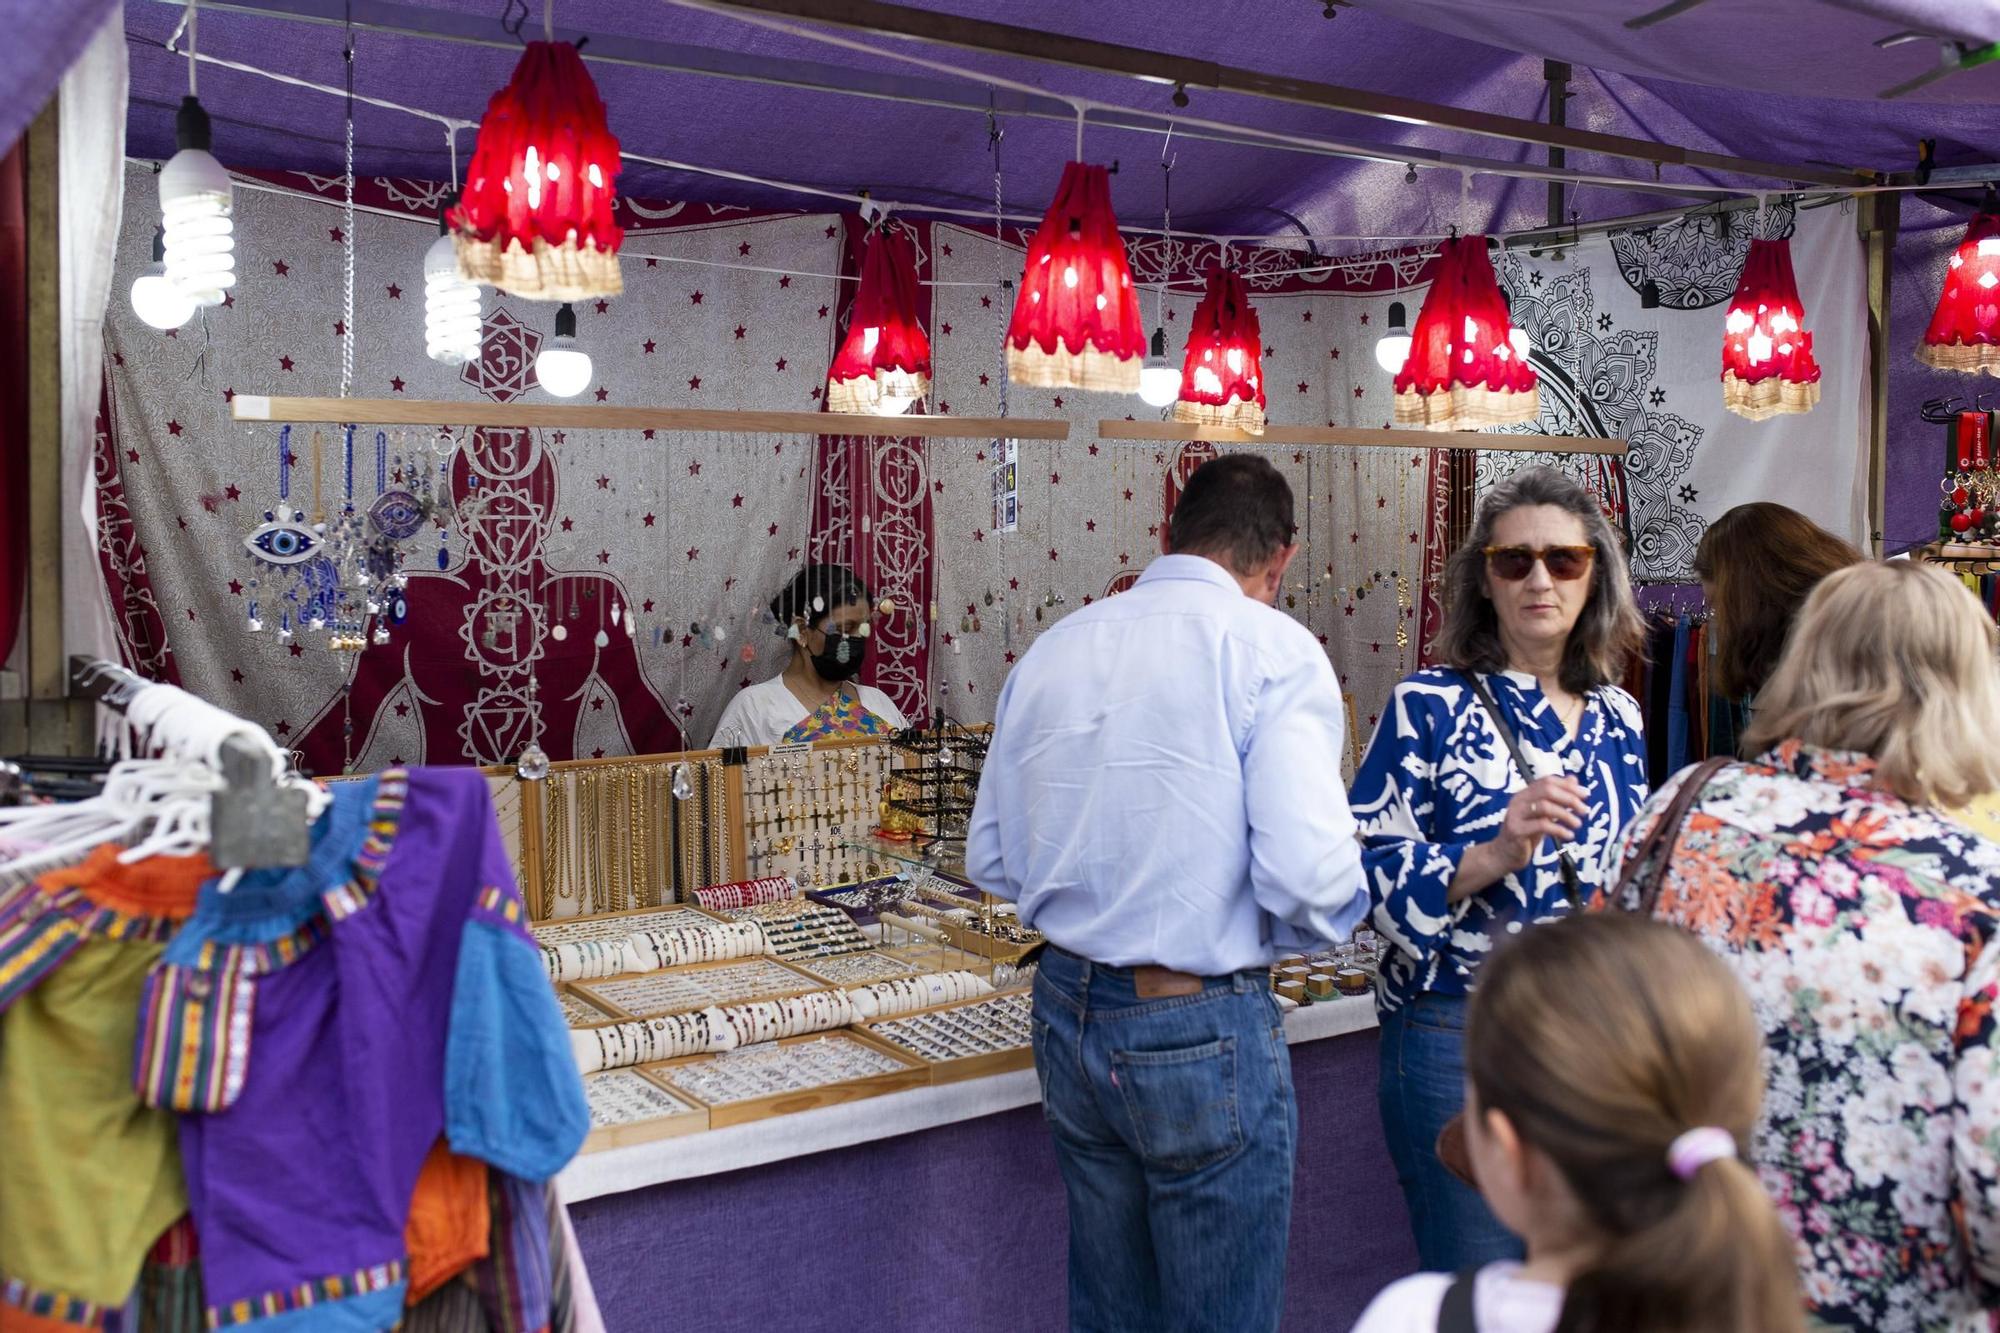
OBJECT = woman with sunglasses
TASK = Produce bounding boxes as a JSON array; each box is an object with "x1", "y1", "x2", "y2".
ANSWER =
[{"x1": 1350, "y1": 466, "x2": 1647, "y2": 1272}]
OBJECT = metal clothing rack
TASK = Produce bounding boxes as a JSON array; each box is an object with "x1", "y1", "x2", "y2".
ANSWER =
[{"x1": 67, "y1": 656, "x2": 311, "y2": 869}]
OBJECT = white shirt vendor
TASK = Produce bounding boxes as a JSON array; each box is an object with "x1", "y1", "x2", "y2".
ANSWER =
[{"x1": 707, "y1": 562, "x2": 910, "y2": 749}]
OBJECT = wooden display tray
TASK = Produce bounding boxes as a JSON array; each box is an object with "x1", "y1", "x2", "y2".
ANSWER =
[
  {"x1": 883, "y1": 910, "x2": 1040, "y2": 964},
  {"x1": 533, "y1": 902, "x2": 729, "y2": 941},
  {"x1": 570, "y1": 956, "x2": 830, "y2": 1020},
  {"x1": 580, "y1": 1067, "x2": 712, "y2": 1152},
  {"x1": 641, "y1": 1030, "x2": 930, "y2": 1128},
  {"x1": 860, "y1": 987, "x2": 1036, "y2": 1087},
  {"x1": 559, "y1": 984, "x2": 623, "y2": 1028}
]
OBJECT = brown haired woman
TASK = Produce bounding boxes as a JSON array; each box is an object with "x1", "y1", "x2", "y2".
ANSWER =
[
  {"x1": 1350, "y1": 467, "x2": 1647, "y2": 1271},
  {"x1": 1691, "y1": 502, "x2": 1860, "y2": 740},
  {"x1": 1352, "y1": 914, "x2": 1804, "y2": 1333},
  {"x1": 1607, "y1": 561, "x2": 2000, "y2": 1331}
]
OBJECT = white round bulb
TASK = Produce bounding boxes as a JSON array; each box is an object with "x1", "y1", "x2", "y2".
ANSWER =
[
  {"x1": 1374, "y1": 333, "x2": 1412, "y2": 375},
  {"x1": 158, "y1": 147, "x2": 235, "y2": 308},
  {"x1": 423, "y1": 234, "x2": 483, "y2": 366},
  {"x1": 535, "y1": 341, "x2": 592, "y2": 397},
  {"x1": 130, "y1": 268, "x2": 195, "y2": 330},
  {"x1": 1138, "y1": 359, "x2": 1182, "y2": 408}
]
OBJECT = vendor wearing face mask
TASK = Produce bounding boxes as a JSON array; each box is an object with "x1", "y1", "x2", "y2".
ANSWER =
[{"x1": 708, "y1": 563, "x2": 910, "y2": 748}]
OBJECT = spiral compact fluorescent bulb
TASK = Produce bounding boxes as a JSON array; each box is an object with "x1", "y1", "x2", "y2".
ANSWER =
[
  {"x1": 424, "y1": 233, "x2": 483, "y2": 365},
  {"x1": 158, "y1": 96, "x2": 235, "y2": 308}
]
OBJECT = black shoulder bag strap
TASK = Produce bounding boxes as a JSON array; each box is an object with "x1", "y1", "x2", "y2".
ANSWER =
[
  {"x1": 1464, "y1": 671, "x2": 1581, "y2": 907},
  {"x1": 1437, "y1": 1267, "x2": 1481, "y2": 1333}
]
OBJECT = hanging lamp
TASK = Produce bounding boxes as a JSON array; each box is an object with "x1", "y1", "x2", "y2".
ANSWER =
[
  {"x1": 1006, "y1": 162, "x2": 1145, "y2": 392},
  {"x1": 1392, "y1": 236, "x2": 1539, "y2": 430},
  {"x1": 1175, "y1": 266, "x2": 1266, "y2": 434},
  {"x1": 827, "y1": 227, "x2": 931, "y2": 415},
  {"x1": 534, "y1": 303, "x2": 592, "y2": 397},
  {"x1": 424, "y1": 199, "x2": 483, "y2": 366},
  {"x1": 1917, "y1": 210, "x2": 2000, "y2": 376},
  {"x1": 1721, "y1": 236, "x2": 1820, "y2": 420},
  {"x1": 448, "y1": 40, "x2": 623, "y2": 301},
  {"x1": 130, "y1": 224, "x2": 196, "y2": 330},
  {"x1": 1374, "y1": 301, "x2": 1412, "y2": 374}
]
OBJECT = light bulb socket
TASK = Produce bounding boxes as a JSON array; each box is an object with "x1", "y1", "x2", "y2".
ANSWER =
[
  {"x1": 151, "y1": 224, "x2": 168, "y2": 264},
  {"x1": 554, "y1": 301, "x2": 578, "y2": 339},
  {"x1": 1639, "y1": 278, "x2": 1662, "y2": 310},
  {"x1": 1149, "y1": 326, "x2": 1168, "y2": 358},
  {"x1": 1386, "y1": 301, "x2": 1407, "y2": 333},
  {"x1": 437, "y1": 189, "x2": 459, "y2": 236},
  {"x1": 175, "y1": 95, "x2": 213, "y2": 153}
]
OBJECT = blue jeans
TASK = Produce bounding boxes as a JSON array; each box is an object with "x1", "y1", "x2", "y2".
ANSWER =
[
  {"x1": 1378, "y1": 992, "x2": 1524, "y2": 1272},
  {"x1": 1031, "y1": 947, "x2": 1297, "y2": 1333}
]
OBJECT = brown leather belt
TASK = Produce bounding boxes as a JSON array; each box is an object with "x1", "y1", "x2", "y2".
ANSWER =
[{"x1": 1132, "y1": 965, "x2": 1205, "y2": 999}]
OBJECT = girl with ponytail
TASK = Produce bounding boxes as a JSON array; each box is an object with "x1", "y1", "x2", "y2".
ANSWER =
[{"x1": 1352, "y1": 914, "x2": 1802, "y2": 1333}]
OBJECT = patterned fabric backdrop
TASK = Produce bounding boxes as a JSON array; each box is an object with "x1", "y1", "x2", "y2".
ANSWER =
[{"x1": 98, "y1": 168, "x2": 1867, "y2": 776}]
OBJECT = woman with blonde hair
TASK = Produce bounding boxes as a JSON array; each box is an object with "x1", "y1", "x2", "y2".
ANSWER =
[
  {"x1": 1606, "y1": 560, "x2": 2000, "y2": 1332},
  {"x1": 1351, "y1": 467, "x2": 1647, "y2": 1270},
  {"x1": 1352, "y1": 914, "x2": 1804, "y2": 1333}
]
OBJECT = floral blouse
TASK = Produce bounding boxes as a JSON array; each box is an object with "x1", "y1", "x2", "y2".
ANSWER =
[
  {"x1": 1605, "y1": 743, "x2": 2000, "y2": 1333},
  {"x1": 1350, "y1": 667, "x2": 1649, "y2": 1014}
]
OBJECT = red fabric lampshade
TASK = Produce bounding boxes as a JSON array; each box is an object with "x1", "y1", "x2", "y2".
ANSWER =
[
  {"x1": 1721, "y1": 236, "x2": 1820, "y2": 420},
  {"x1": 448, "y1": 41, "x2": 623, "y2": 301},
  {"x1": 1174, "y1": 266, "x2": 1266, "y2": 434},
  {"x1": 827, "y1": 228, "x2": 932, "y2": 415},
  {"x1": 1006, "y1": 162, "x2": 1145, "y2": 393},
  {"x1": 1392, "y1": 236, "x2": 1539, "y2": 431},
  {"x1": 1917, "y1": 211, "x2": 2000, "y2": 376}
]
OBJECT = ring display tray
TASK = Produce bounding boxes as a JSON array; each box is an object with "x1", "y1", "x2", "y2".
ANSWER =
[
  {"x1": 645, "y1": 1031, "x2": 929, "y2": 1128},
  {"x1": 572, "y1": 957, "x2": 827, "y2": 1019},
  {"x1": 560, "y1": 986, "x2": 623, "y2": 1028},
  {"x1": 861, "y1": 989, "x2": 1035, "y2": 1086},
  {"x1": 786, "y1": 949, "x2": 925, "y2": 987},
  {"x1": 581, "y1": 1067, "x2": 710, "y2": 1151}
]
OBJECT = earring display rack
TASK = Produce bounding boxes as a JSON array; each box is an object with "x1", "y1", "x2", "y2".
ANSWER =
[{"x1": 490, "y1": 730, "x2": 990, "y2": 922}]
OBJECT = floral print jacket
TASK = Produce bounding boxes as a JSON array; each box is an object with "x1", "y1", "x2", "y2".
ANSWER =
[{"x1": 1605, "y1": 742, "x2": 2000, "y2": 1333}]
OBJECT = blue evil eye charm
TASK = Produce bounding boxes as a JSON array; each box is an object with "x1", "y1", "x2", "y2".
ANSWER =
[
  {"x1": 368, "y1": 489, "x2": 424, "y2": 540},
  {"x1": 388, "y1": 592, "x2": 409, "y2": 625},
  {"x1": 243, "y1": 519, "x2": 320, "y2": 565}
]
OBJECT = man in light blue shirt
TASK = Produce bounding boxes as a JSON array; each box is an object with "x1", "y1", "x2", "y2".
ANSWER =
[{"x1": 967, "y1": 453, "x2": 1364, "y2": 1333}]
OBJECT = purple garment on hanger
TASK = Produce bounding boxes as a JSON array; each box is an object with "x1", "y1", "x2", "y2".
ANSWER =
[{"x1": 156, "y1": 769, "x2": 587, "y2": 1331}]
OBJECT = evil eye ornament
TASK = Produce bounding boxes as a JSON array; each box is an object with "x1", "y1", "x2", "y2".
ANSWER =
[
  {"x1": 369, "y1": 489, "x2": 425, "y2": 540},
  {"x1": 387, "y1": 590, "x2": 409, "y2": 626},
  {"x1": 244, "y1": 517, "x2": 320, "y2": 565}
]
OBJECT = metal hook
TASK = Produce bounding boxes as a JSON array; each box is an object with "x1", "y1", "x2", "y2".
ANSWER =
[{"x1": 499, "y1": 0, "x2": 529, "y2": 42}]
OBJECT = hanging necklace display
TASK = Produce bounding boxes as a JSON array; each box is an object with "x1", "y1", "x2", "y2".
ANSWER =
[{"x1": 1395, "y1": 451, "x2": 1414, "y2": 659}]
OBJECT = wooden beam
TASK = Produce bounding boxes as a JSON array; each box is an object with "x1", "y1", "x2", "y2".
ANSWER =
[
  {"x1": 24, "y1": 101, "x2": 61, "y2": 705},
  {"x1": 1096, "y1": 420, "x2": 1626, "y2": 456},
  {"x1": 1862, "y1": 192, "x2": 1898, "y2": 556},
  {"x1": 231, "y1": 396, "x2": 1071, "y2": 440},
  {"x1": 707, "y1": 0, "x2": 1870, "y2": 188}
]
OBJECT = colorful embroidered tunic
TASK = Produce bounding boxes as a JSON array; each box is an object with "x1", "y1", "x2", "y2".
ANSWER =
[
  {"x1": 0, "y1": 847, "x2": 210, "y2": 1331},
  {"x1": 1350, "y1": 668, "x2": 1649, "y2": 1013},
  {"x1": 707, "y1": 675, "x2": 907, "y2": 749},
  {"x1": 140, "y1": 769, "x2": 587, "y2": 1331},
  {"x1": 1605, "y1": 744, "x2": 2000, "y2": 1333}
]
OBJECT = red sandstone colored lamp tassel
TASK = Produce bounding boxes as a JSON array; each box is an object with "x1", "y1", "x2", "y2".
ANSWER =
[
  {"x1": 827, "y1": 227, "x2": 932, "y2": 415},
  {"x1": 1174, "y1": 267, "x2": 1267, "y2": 435},
  {"x1": 1721, "y1": 236, "x2": 1820, "y2": 420},
  {"x1": 449, "y1": 41, "x2": 624, "y2": 301},
  {"x1": 1005, "y1": 162, "x2": 1146, "y2": 393},
  {"x1": 1918, "y1": 210, "x2": 2000, "y2": 377},
  {"x1": 1392, "y1": 235, "x2": 1539, "y2": 431}
]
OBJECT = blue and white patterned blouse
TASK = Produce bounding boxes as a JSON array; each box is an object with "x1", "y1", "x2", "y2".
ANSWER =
[{"x1": 1349, "y1": 667, "x2": 1649, "y2": 1013}]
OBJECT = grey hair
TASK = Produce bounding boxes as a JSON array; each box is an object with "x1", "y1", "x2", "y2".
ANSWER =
[{"x1": 1433, "y1": 466, "x2": 1644, "y2": 694}]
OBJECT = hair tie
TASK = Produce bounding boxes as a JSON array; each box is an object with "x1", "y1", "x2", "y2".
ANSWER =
[{"x1": 1667, "y1": 1127, "x2": 1737, "y2": 1180}]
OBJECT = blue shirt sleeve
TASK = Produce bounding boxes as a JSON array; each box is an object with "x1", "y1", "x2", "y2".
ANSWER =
[
  {"x1": 965, "y1": 667, "x2": 1019, "y2": 904},
  {"x1": 1349, "y1": 679, "x2": 1469, "y2": 972},
  {"x1": 445, "y1": 826, "x2": 590, "y2": 1182}
]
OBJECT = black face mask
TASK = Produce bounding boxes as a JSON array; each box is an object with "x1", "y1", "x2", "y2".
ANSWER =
[{"x1": 810, "y1": 631, "x2": 867, "y2": 682}]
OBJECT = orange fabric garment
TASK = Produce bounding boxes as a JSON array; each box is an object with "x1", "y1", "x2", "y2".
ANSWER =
[
  {"x1": 34, "y1": 844, "x2": 212, "y2": 921},
  {"x1": 0, "y1": 1305, "x2": 94, "y2": 1333},
  {"x1": 404, "y1": 1139, "x2": 490, "y2": 1306}
]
